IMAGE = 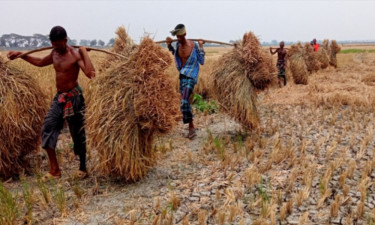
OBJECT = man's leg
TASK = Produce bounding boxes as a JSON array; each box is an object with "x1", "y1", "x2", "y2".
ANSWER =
[
  {"x1": 180, "y1": 76, "x2": 196, "y2": 139},
  {"x1": 67, "y1": 95, "x2": 87, "y2": 173},
  {"x1": 45, "y1": 148, "x2": 61, "y2": 176},
  {"x1": 67, "y1": 113, "x2": 87, "y2": 173},
  {"x1": 41, "y1": 98, "x2": 64, "y2": 177},
  {"x1": 277, "y1": 64, "x2": 282, "y2": 87},
  {"x1": 281, "y1": 68, "x2": 286, "y2": 86}
]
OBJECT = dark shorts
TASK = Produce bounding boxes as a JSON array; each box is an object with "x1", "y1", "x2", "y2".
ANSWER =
[
  {"x1": 179, "y1": 74, "x2": 196, "y2": 124},
  {"x1": 41, "y1": 93, "x2": 86, "y2": 156},
  {"x1": 277, "y1": 60, "x2": 286, "y2": 80}
]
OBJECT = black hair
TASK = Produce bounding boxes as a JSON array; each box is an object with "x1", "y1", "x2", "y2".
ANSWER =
[{"x1": 49, "y1": 26, "x2": 67, "y2": 42}]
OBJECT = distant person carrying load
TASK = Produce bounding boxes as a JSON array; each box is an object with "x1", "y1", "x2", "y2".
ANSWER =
[
  {"x1": 166, "y1": 24, "x2": 205, "y2": 139},
  {"x1": 7, "y1": 26, "x2": 95, "y2": 181},
  {"x1": 270, "y1": 41, "x2": 287, "y2": 87},
  {"x1": 311, "y1": 38, "x2": 320, "y2": 52}
]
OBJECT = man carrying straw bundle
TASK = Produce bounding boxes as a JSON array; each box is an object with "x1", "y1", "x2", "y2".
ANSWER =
[
  {"x1": 166, "y1": 24, "x2": 205, "y2": 139},
  {"x1": 7, "y1": 26, "x2": 95, "y2": 181},
  {"x1": 270, "y1": 41, "x2": 287, "y2": 87}
]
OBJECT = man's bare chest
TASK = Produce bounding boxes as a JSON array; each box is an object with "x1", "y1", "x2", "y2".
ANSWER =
[
  {"x1": 53, "y1": 55, "x2": 77, "y2": 72},
  {"x1": 178, "y1": 45, "x2": 194, "y2": 60}
]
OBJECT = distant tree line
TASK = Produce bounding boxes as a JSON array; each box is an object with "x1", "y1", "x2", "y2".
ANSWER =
[
  {"x1": 0, "y1": 33, "x2": 115, "y2": 49},
  {"x1": 2, "y1": 33, "x2": 374, "y2": 50}
]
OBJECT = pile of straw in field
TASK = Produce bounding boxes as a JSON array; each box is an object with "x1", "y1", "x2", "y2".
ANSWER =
[
  {"x1": 303, "y1": 43, "x2": 320, "y2": 73},
  {"x1": 86, "y1": 37, "x2": 180, "y2": 181},
  {"x1": 0, "y1": 63, "x2": 47, "y2": 180},
  {"x1": 329, "y1": 40, "x2": 341, "y2": 68},
  {"x1": 287, "y1": 44, "x2": 309, "y2": 85},
  {"x1": 212, "y1": 32, "x2": 274, "y2": 129}
]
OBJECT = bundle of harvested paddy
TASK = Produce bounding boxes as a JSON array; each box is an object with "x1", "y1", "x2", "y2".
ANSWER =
[
  {"x1": 237, "y1": 32, "x2": 276, "y2": 90},
  {"x1": 194, "y1": 59, "x2": 216, "y2": 99},
  {"x1": 303, "y1": 43, "x2": 320, "y2": 73},
  {"x1": 213, "y1": 51, "x2": 259, "y2": 129},
  {"x1": 316, "y1": 47, "x2": 330, "y2": 69},
  {"x1": 86, "y1": 37, "x2": 180, "y2": 181},
  {"x1": 287, "y1": 44, "x2": 309, "y2": 85},
  {"x1": 330, "y1": 40, "x2": 341, "y2": 54},
  {"x1": 329, "y1": 40, "x2": 341, "y2": 68},
  {"x1": 0, "y1": 63, "x2": 47, "y2": 179},
  {"x1": 212, "y1": 31, "x2": 273, "y2": 129},
  {"x1": 97, "y1": 26, "x2": 137, "y2": 72}
]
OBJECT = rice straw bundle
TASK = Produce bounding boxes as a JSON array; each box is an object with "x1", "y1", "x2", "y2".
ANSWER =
[
  {"x1": 330, "y1": 40, "x2": 341, "y2": 54},
  {"x1": 237, "y1": 32, "x2": 276, "y2": 90},
  {"x1": 213, "y1": 51, "x2": 259, "y2": 129},
  {"x1": 0, "y1": 63, "x2": 47, "y2": 179},
  {"x1": 86, "y1": 37, "x2": 180, "y2": 181},
  {"x1": 316, "y1": 46, "x2": 330, "y2": 69},
  {"x1": 194, "y1": 59, "x2": 216, "y2": 99},
  {"x1": 329, "y1": 40, "x2": 341, "y2": 68},
  {"x1": 97, "y1": 26, "x2": 136, "y2": 72},
  {"x1": 302, "y1": 43, "x2": 320, "y2": 73},
  {"x1": 212, "y1": 32, "x2": 273, "y2": 129},
  {"x1": 322, "y1": 39, "x2": 329, "y2": 50},
  {"x1": 287, "y1": 44, "x2": 309, "y2": 85}
]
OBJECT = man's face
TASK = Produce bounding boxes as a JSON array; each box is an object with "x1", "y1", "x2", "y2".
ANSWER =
[
  {"x1": 280, "y1": 42, "x2": 284, "y2": 48},
  {"x1": 51, "y1": 38, "x2": 67, "y2": 54},
  {"x1": 313, "y1": 39, "x2": 317, "y2": 44},
  {"x1": 176, "y1": 34, "x2": 186, "y2": 43}
]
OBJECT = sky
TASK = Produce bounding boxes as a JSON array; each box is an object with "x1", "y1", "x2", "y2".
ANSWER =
[{"x1": 1, "y1": 0, "x2": 375, "y2": 44}]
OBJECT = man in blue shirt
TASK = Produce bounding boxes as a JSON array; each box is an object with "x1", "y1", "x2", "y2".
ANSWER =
[{"x1": 166, "y1": 24, "x2": 205, "y2": 139}]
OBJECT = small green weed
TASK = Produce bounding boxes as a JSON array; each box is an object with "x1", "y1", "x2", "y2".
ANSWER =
[
  {"x1": 193, "y1": 94, "x2": 218, "y2": 114},
  {"x1": 0, "y1": 182, "x2": 20, "y2": 225}
]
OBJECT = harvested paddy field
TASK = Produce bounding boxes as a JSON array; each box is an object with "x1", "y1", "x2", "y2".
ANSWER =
[{"x1": 1, "y1": 45, "x2": 375, "y2": 225}]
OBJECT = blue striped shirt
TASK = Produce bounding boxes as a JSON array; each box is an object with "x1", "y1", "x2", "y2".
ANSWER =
[{"x1": 172, "y1": 42, "x2": 205, "y2": 84}]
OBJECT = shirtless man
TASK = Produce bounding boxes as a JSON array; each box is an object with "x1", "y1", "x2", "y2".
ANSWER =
[
  {"x1": 270, "y1": 41, "x2": 287, "y2": 87},
  {"x1": 7, "y1": 26, "x2": 95, "y2": 180},
  {"x1": 166, "y1": 24, "x2": 205, "y2": 139}
]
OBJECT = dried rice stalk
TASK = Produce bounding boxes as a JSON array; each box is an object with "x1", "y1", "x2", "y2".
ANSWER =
[
  {"x1": 237, "y1": 32, "x2": 276, "y2": 90},
  {"x1": 212, "y1": 32, "x2": 273, "y2": 129},
  {"x1": 287, "y1": 44, "x2": 309, "y2": 85},
  {"x1": 316, "y1": 47, "x2": 330, "y2": 69},
  {"x1": 98, "y1": 26, "x2": 137, "y2": 72},
  {"x1": 86, "y1": 37, "x2": 180, "y2": 181},
  {"x1": 303, "y1": 43, "x2": 320, "y2": 73},
  {"x1": 0, "y1": 63, "x2": 47, "y2": 179},
  {"x1": 329, "y1": 40, "x2": 341, "y2": 68}
]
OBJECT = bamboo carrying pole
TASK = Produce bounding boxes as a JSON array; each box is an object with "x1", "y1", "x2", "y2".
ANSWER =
[
  {"x1": 155, "y1": 39, "x2": 234, "y2": 46},
  {"x1": 16, "y1": 46, "x2": 127, "y2": 59},
  {"x1": 270, "y1": 47, "x2": 290, "y2": 50}
]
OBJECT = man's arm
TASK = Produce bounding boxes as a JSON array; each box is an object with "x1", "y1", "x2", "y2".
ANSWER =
[
  {"x1": 197, "y1": 40, "x2": 205, "y2": 65},
  {"x1": 7, "y1": 51, "x2": 53, "y2": 67},
  {"x1": 76, "y1": 47, "x2": 95, "y2": 79},
  {"x1": 269, "y1": 47, "x2": 278, "y2": 55},
  {"x1": 166, "y1": 37, "x2": 175, "y2": 55}
]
